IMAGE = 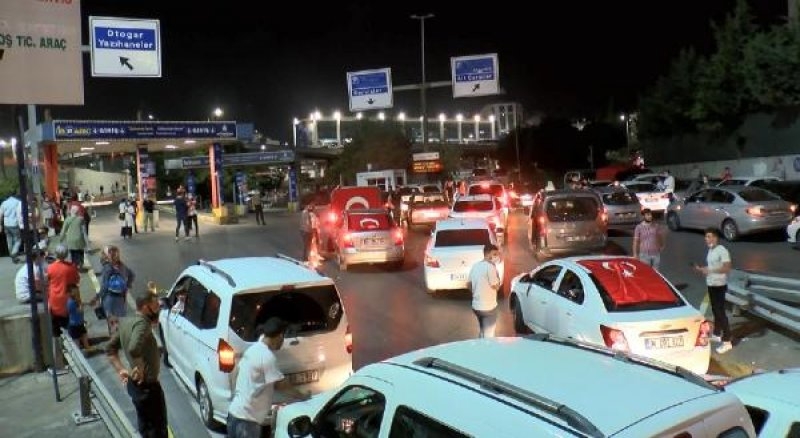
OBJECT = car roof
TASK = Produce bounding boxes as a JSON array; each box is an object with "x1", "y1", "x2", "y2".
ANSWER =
[
  {"x1": 726, "y1": 369, "x2": 800, "y2": 407},
  {"x1": 455, "y1": 194, "x2": 494, "y2": 202},
  {"x1": 593, "y1": 186, "x2": 636, "y2": 195},
  {"x1": 540, "y1": 189, "x2": 602, "y2": 198},
  {"x1": 387, "y1": 336, "x2": 719, "y2": 436},
  {"x1": 435, "y1": 218, "x2": 490, "y2": 231},
  {"x1": 188, "y1": 257, "x2": 331, "y2": 294}
]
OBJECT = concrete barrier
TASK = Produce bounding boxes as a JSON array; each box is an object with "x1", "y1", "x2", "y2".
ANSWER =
[{"x1": 0, "y1": 309, "x2": 54, "y2": 375}]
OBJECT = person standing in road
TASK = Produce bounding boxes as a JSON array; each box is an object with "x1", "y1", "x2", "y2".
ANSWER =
[
  {"x1": 186, "y1": 194, "x2": 199, "y2": 239},
  {"x1": 106, "y1": 289, "x2": 168, "y2": 438},
  {"x1": 142, "y1": 195, "x2": 155, "y2": 232},
  {"x1": 468, "y1": 244, "x2": 502, "y2": 338},
  {"x1": 251, "y1": 190, "x2": 265, "y2": 225},
  {"x1": 694, "y1": 228, "x2": 734, "y2": 355},
  {"x1": 300, "y1": 203, "x2": 314, "y2": 261},
  {"x1": 173, "y1": 189, "x2": 189, "y2": 242},
  {"x1": 0, "y1": 191, "x2": 23, "y2": 263},
  {"x1": 632, "y1": 209, "x2": 665, "y2": 269},
  {"x1": 96, "y1": 245, "x2": 135, "y2": 335},
  {"x1": 47, "y1": 245, "x2": 80, "y2": 374},
  {"x1": 60, "y1": 205, "x2": 88, "y2": 270},
  {"x1": 227, "y1": 317, "x2": 310, "y2": 438}
]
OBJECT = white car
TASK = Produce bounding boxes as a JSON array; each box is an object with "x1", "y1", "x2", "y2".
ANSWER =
[
  {"x1": 622, "y1": 181, "x2": 672, "y2": 212},
  {"x1": 449, "y1": 194, "x2": 507, "y2": 241},
  {"x1": 423, "y1": 218, "x2": 504, "y2": 295},
  {"x1": 717, "y1": 176, "x2": 782, "y2": 187},
  {"x1": 788, "y1": 216, "x2": 800, "y2": 246},
  {"x1": 724, "y1": 368, "x2": 800, "y2": 437},
  {"x1": 157, "y1": 256, "x2": 352, "y2": 428},
  {"x1": 274, "y1": 336, "x2": 756, "y2": 438},
  {"x1": 509, "y1": 256, "x2": 711, "y2": 375}
]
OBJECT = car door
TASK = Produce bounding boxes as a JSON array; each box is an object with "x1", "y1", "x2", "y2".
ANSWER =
[
  {"x1": 522, "y1": 265, "x2": 563, "y2": 333},
  {"x1": 705, "y1": 189, "x2": 735, "y2": 227},
  {"x1": 552, "y1": 269, "x2": 588, "y2": 340},
  {"x1": 162, "y1": 276, "x2": 193, "y2": 383},
  {"x1": 681, "y1": 189, "x2": 710, "y2": 229},
  {"x1": 312, "y1": 383, "x2": 389, "y2": 437}
]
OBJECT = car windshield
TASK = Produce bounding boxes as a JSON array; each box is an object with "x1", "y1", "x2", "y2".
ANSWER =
[
  {"x1": 348, "y1": 213, "x2": 391, "y2": 231},
  {"x1": 578, "y1": 259, "x2": 684, "y2": 312},
  {"x1": 230, "y1": 284, "x2": 344, "y2": 342},
  {"x1": 453, "y1": 200, "x2": 494, "y2": 212},
  {"x1": 468, "y1": 184, "x2": 504, "y2": 198},
  {"x1": 545, "y1": 197, "x2": 598, "y2": 221},
  {"x1": 738, "y1": 188, "x2": 780, "y2": 202},
  {"x1": 434, "y1": 229, "x2": 491, "y2": 247},
  {"x1": 602, "y1": 191, "x2": 639, "y2": 206}
]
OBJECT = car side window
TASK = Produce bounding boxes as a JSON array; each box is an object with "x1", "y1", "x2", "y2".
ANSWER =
[
  {"x1": 687, "y1": 190, "x2": 709, "y2": 203},
  {"x1": 169, "y1": 276, "x2": 192, "y2": 310},
  {"x1": 315, "y1": 385, "x2": 386, "y2": 438},
  {"x1": 742, "y1": 405, "x2": 769, "y2": 435},
  {"x1": 709, "y1": 190, "x2": 733, "y2": 203},
  {"x1": 788, "y1": 422, "x2": 800, "y2": 438},
  {"x1": 389, "y1": 405, "x2": 469, "y2": 438},
  {"x1": 717, "y1": 426, "x2": 750, "y2": 438},
  {"x1": 556, "y1": 270, "x2": 585, "y2": 304},
  {"x1": 184, "y1": 279, "x2": 214, "y2": 329},
  {"x1": 532, "y1": 265, "x2": 562, "y2": 290}
]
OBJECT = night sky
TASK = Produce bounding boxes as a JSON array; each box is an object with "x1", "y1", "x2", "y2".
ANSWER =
[{"x1": 0, "y1": 0, "x2": 789, "y2": 142}]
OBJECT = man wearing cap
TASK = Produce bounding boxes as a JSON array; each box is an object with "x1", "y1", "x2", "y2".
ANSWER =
[
  {"x1": 107, "y1": 289, "x2": 168, "y2": 438},
  {"x1": 227, "y1": 317, "x2": 310, "y2": 437}
]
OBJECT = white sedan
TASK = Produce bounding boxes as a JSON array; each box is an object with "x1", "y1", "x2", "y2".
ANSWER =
[
  {"x1": 509, "y1": 256, "x2": 710, "y2": 375},
  {"x1": 723, "y1": 368, "x2": 800, "y2": 437},
  {"x1": 788, "y1": 216, "x2": 800, "y2": 246},
  {"x1": 423, "y1": 218, "x2": 504, "y2": 295}
]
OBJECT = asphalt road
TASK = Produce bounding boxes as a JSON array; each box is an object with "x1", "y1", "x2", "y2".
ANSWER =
[{"x1": 81, "y1": 206, "x2": 800, "y2": 436}]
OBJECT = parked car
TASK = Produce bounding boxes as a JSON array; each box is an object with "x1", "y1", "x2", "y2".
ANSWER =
[
  {"x1": 666, "y1": 186, "x2": 794, "y2": 241},
  {"x1": 466, "y1": 180, "x2": 510, "y2": 215},
  {"x1": 335, "y1": 208, "x2": 404, "y2": 271},
  {"x1": 449, "y1": 194, "x2": 507, "y2": 242},
  {"x1": 527, "y1": 189, "x2": 607, "y2": 260},
  {"x1": 717, "y1": 176, "x2": 782, "y2": 187},
  {"x1": 509, "y1": 256, "x2": 711, "y2": 375},
  {"x1": 622, "y1": 181, "x2": 672, "y2": 213},
  {"x1": 423, "y1": 218, "x2": 504, "y2": 295},
  {"x1": 157, "y1": 256, "x2": 352, "y2": 428},
  {"x1": 593, "y1": 186, "x2": 642, "y2": 228},
  {"x1": 274, "y1": 336, "x2": 755, "y2": 438},
  {"x1": 749, "y1": 180, "x2": 800, "y2": 215},
  {"x1": 723, "y1": 368, "x2": 800, "y2": 437},
  {"x1": 405, "y1": 192, "x2": 449, "y2": 229}
]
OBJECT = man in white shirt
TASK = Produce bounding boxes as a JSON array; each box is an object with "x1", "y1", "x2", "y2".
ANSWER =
[
  {"x1": 1, "y1": 193, "x2": 23, "y2": 263},
  {"x1": 227, "y1": 318, "x2": 309, "y2": 437},
  {"x1": 693, "y1": 228, "x2": 733, "y2": 354},
  {"x1": 468, "y1": 244, "x2": 502, "y2": 338},
  {"x1": 662, "y1": 170, "x2": 675, "y2": 194},
  {"x1": 15, "y1": 249, "x2": 46, "y2": 303}
]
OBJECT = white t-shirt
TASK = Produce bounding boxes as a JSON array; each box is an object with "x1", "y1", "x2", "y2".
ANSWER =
[
  {"x1": 706, "y1": 244, "x2": 731, "y2": 286},
  {"x1": 468, "y1": 260, "x2": 500, "y2": 311},
  {"x1": 663, "y1": 175, "x2": 675, "y2": 193},
  {"x1": 15, "y1": 263, "x2": 43, "y2": 302},
  {"x1": 228, "y1": 338, "x2": 285, "y2": 424}
]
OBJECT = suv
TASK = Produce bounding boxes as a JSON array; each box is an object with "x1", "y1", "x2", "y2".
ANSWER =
[
  {"x1": 158, "y1": 256, "x2": 353, "y2": 429},
  {"x1": 528, "y1": 189, "x2": 607, "y2": 260},
  {"x1": 275, "y1": 335, "x2": 756, "y2": 437}
]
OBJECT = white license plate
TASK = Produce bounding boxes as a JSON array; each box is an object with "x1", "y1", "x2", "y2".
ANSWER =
[
  {"x1": 289, "y1": 370, "x2": 320, "y2": 384},
  {"x1": 451, "y1": 273, "x2": 467, "y2": 281},
  {"x1": 565, "y1": 235, "x2": 587, "y2": 242},
  {"x1": 644, "y1": 336, "x2": 684, "y2": 350},
  {"x1": 423, "y1": 211, "x2": 440, "y2": 218},
  {"x1": 364, "y1": 238, "x2": 385, "y2": 246}
]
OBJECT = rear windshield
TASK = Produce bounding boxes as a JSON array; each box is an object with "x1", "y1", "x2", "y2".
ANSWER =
[
  {"x1": 468, "y1": 184, "x2": 504, "y2": 198},
  {"x1": 545, "y1": 197, "x2": 598, "y2": 221},
  {"x1": 453, "y1": 200, "x2": 494, "y2": 212},
  {"x1": 738, "y1": 188, "x2": 780, "y2": 202},
  {"x1": 578, "y1": 259, "x2": 684, "y2": 312},
  {"x1": 412, "y1": 194, "x2": 446, "y2": 205},
  {"x1": 435, "y1": 229, "x2": 491, "y2": 247},
  {"x1": 602, "y1": 191, "x2": 639, "y2": 206},
  {"x1": 230, "y1": 284, "x2": 344, "y2": 342},
  {"x1": 348, "y1": 213, "x2": 391, "y2": 231}
]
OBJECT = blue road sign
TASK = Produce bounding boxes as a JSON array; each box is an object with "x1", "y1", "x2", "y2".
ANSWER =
[
  {"x1": 454, "y1": 58, "x2": 495, "y2": 83},
  {"x1": 347, "y1": 68, "x2": 393, "y2": 111},
  {"x1": 49, "y1": 121, "x2": 236, "y2": 140},
  {"x1": 186, "y1": 172, "x2": 196, "y2": 195},
  {"x1": 451, "y1": 53, "x2": 499, "y2": 98},
  {"x1": 288, "y1": 169, "x2": 298, "y2": 203}
]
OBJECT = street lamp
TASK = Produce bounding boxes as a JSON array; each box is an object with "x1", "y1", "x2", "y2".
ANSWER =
[
  {"x1": 292, "y1": 117, "x2": 300, "y2": 147},
  {"x1": 438, "y1": 113, "x2": 446, "y2": 142},
  {"x1": 473, "y1": 115, "x2": 481, "y2": 141},
  {"x1": 333, "y1": 111, "x2": 342, "y2": 146},
  {"x1": 213, "y1": 107, "x2": 223, "y2": 119},
  {"x1": 620, "y1": 113, "x2": 630, "y2": 156},
  {"x1": 456, "y1": 114, "x2": 463, "y2": 143},
  {"x1": 378, "y1": 111, "x2": 385, "y2": 121},
  {"x1": 397, "y1": 112, "x2": 406, "y2": 136},
  {"x1": 488, "y1": 115, "x2": 496, "y2": 139},
  {"x1": 411, "y1": 13, "x2": 434, "y2": 145},
  {"x1": 356, "y1": 112, "x2": 363, "y2": 120}
]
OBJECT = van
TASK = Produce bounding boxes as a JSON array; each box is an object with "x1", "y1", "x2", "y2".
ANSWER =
[{"x1": 528, "y1": 189, "x2": 608, "y2": 260}]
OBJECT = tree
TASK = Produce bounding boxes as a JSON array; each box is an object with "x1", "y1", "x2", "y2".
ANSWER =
[
  {"x1": 325, "y1": 122, "x2": 410, "y2": 185},
  {"x1": 744, "y1": 24, "x2": 800, "y2": 109}
]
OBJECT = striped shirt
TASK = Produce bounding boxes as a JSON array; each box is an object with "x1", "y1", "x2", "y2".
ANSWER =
[{"x1": 634, "y1": 221, "x2": 662, "y2": 256}]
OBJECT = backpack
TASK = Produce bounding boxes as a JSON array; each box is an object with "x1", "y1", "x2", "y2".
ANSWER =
[{"x1": 105, "y1": 268, "x2": 127, "y2": 295}]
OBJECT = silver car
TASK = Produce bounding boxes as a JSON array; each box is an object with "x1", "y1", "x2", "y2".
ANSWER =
[
  {"x1": 594, "y1": 187, "x2": 642, "y2": 228},
  {"x1": 666, "y1": 186, "x2": 793, "y2": 241},
  {"x1": 335, "y1": 209, "x2": 404, "y2": 270}
]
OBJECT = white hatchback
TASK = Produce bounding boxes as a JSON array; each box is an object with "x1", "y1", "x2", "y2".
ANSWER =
[
  {"x1": 157, "y1": 256, "x2": 353, "y2": 429},
  {"x1": 423, "y1": 218, "x2": 504, "y2": 295},
  {"x1": 724, "y1": 368, "x2": 800, "y2": 437},
  {"x1": 509, "y1": 256, "x2": 710, "y2": 375}
]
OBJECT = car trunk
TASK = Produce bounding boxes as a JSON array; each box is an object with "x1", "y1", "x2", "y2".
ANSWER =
[
  {"x1": 603, "y1": 307, "x2": 703, "y2": 359},
  {"x1": 430, "y1": 245, "x2": 485, "y2": 281}
]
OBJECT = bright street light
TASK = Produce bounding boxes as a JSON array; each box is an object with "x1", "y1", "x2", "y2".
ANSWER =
[
  {"x1": 456, "y1": 114, "x2": 463, "y2": 122},
  {"x1": 213, "y1": 107, "x2": 223, "y2": 119},
  {"x1": 397, "y1": 112, "x2": 406, "y2": 121},
  {"x1": 378, "y1": 112, "x2": 386, "y2": 121},
  {"x1": 333, "y1": 111, "x2": 341, "y2": 120},
  {"x1": 473, "y1": 114, "x2": 481, "y2": 122},
  {"x1": 356, "y1": 112, "x2": 363, "y2": 120},
  {"x1": 314, "y1": 110, "x2": 322, "y2": 120},
  {"x1": 438, "y1": 113, "x2": 446, "y2": 122}
]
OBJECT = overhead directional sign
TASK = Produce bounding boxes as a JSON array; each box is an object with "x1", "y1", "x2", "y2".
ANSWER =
[
  {"x1": 0, "y1": 0, "x2": 83, "y2": 104},
  {"x1": 90, "y1": 16, "x2": 161, "y2": 77},
  {"x1": 49, "y1": 121, "x2": 235, "y2": 140},
  {"x1": 347, "y1": 68, "x2": 393, "y2": 112},
  {"x1": 451, "y1": 53, "x2": 499, "y2": 98}
]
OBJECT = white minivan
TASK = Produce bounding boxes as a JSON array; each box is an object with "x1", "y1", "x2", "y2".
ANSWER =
[{"x1": 158, "y1": 256, "x2": 352, "y2": 428}]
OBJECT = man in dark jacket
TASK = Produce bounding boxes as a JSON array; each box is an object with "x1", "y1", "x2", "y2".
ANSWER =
[{"x1": 173, "y1": 189, "x2": 189, "y2": 242}]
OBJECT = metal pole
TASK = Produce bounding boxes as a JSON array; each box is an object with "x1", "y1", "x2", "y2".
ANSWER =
[
  {"x1": 411, "y1": 14, "x2": 434, "y2": 147},
  {"x1": 514, "y1": 127, "x2": 521, "y2": 176},
  {"x1": 336, "y1": 118, "x2": 341, "y2": 146}
]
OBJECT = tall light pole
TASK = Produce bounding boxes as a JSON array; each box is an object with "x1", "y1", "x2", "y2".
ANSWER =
[
  {"x1": 473, "y1": 115, "x2": 480, "y2": 141},
  {"x1": 333, "y1": 111, "x2": 342, "y2": 146},
  {"x1": 438, "y1": 113, "x2": 446, "y2": 142},
  {"x1": 489, "y1": 115, "x2": 496, "y2": 139},
  {"x1": 620, "y1": 113, "x2": 630, "y2": 156},
  {"x1": 456, "y1": 114, "x2": 463, "y2": 143},
  {"x1": 398, "y1": 112, "x2": 406, "y2": 137},
  {"x1": 411, "y1": 13, "x2": 434, "y2": 146},
  {"x1": 292, "y1": 117, "x2": 299, "y2": 147}
]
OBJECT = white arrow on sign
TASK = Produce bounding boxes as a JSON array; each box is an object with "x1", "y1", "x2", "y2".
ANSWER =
[{"x1": 347, "y1": 68, "x2": 393, "y2": 112}]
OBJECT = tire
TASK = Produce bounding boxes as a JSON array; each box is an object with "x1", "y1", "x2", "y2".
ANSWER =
[
  {"x1": 511, "y1": 296, "x2": 531, "y2": 334},
  {"x1": 666, "y1": 212, "x2": 681, "y2": 231},
  {"x1": 722, "y1": 219, "x2": 739, "y2": 241},
  {"x1": 197, "y1": 378, "x2": 219, "y2": 428}
]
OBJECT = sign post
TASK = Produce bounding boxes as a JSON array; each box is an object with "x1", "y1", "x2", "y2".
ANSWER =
[
  {"x1": 89, "y1": 16, "x2": 161, "y2": 78},
  {"x1": 347, "y1": 68, "x2": 393, "y2": 112},
  {"x1": 451, "y1": 53, "x2": 499, "y2": 98}
]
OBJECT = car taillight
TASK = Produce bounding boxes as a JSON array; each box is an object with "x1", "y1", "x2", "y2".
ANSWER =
[
  {"x1": 424, "y1": 253, "x2": 440, "y2": 268},
  {"x1": 327, "y1": 211, "x2": 337, "y2": 222},
  {"x1": 342, "y1": 233, "x2": 354, "y2": 248},
  {"x1": 344, "y1": 325, "x2": 353, "y2": 354},
  {"x1": 218, "y1": 339, "x2": 236, "y2": 373},
  {"x1": 660, "y1": 193, "x2": 671, "y2": 199},
  {"x1": 600, "y1": 208, "x2": 608, "y2": 223},
  {"x1": 696, "y1": 320, "x2": 711, "y2": 347},
  {"x1": 790, "y1": 203, "x2": 797, "y2": 214},
  {"x1": 600, "y1": 325, "x2": 629, "y2": 352},
  {"x1": 746, "y1": 206, "x2": 765, "y2": 217},
  {"x1": 393, "y1": 228, "x2": 404, "y2": 245}
]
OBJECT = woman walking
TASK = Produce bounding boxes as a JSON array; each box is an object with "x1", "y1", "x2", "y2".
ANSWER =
[
  {"x1": 95, "y1": 245, "x2": 135, "y2": 335},
  {"x1": 186, "y1": 194, "x2": 199, "y2": 238},
  {"x1": 59, "y1": 205, "x2": 88, "y2": 271}
]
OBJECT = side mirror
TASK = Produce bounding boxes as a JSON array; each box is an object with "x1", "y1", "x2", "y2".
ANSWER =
[{"x1": 288, "y1": 415, "x2": 314, "y2": 438}]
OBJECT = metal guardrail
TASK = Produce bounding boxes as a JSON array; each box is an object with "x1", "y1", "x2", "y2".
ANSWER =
[
  {"x1": 727, "y1": 270, "x2": 800, "y2": 335},
  {"x1": 60, "y1": 333, "x2": 141, "y2": 437}
]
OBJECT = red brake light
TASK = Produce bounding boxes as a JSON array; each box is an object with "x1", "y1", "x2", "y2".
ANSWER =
[
  {"x1": 345, "y1": 325, "x2": 353, "y2": 354},
  {"x1": 342, "y1": 233, "x2": 354, "y2": 248},
  {"x1": 424, "y1": 253, "x2": 440, "y2": 268},
  {"x1": 696, "y1": 320, "x2": 711, "y2": 347},
  {"x1": 218, "y1": 339, "x2": 236, "y2": 373},
  {"x1": 746, "y1": 206, "x2": 765, "y2": 217},
  {"x1": 393, "y1": 228, "x2": 404, "y2": 245},
  {"x1": 600, "y1": 325, "x2": 629, "y2": 352}
]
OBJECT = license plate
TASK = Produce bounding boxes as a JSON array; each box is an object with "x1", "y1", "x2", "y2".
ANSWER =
[
  {"x1": 451, "y1": 273, "x2": 467, "y2": 281},
  {"x1": 644, "y1": 336, "x2": 684, "y2": 350},
  {"x1": 423, "y1": 211, "x2": 440, "y2": 218},
  {"x1": 364, "y1": 238, "x2": 385, "y2": 246},
  {"x1": 565, "y1": 235, "x2": 586, "y2": 242},
  {"x1": 289, "y1": 370, "x2": 320, "y2": 384}
]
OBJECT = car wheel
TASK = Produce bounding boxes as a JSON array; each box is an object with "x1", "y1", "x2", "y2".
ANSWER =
[
  {"x1": 666, "y1": 212, "x2": 681, "y2": 231},
  {"x1": 389, "y1": 260, "x2": 403, "y2": 270},
  {"x1": 337, "y1": 252, "x2": 348, "y2": 271},
  {"x1": 722, "y1": 219, "x2": 739, "y2": 241},
  {"x1": 511, "y1": 296, "x2": 531, "y2": 334},
  {"x1": 197, "y1": 378, "x2": 219, "y2": 428}
]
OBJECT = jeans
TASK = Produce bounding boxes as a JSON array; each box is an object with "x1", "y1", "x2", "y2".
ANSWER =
[
  {"x1": 70, "y1": 249, "x2": 84, "y2": 269},
  {"x1": 176, "y1": 216, "x2": 188, "y2": 237},
  {"x1": 638, "y1": 254, "x2": 661, "y2": 270},
  {"x1": 254, "y1": 205, "x2": 265, "y2": 225},
  {"x1": 227, "y1": 414, "x2": 265, "y2": 438},
  {"x1": 300, "y1": 230, "x2": 312, "y2": 261},
  {"x1": 708, "y1": 285, "x2": 731, "y2": 342},
  {"x1": 186, "y1": 215, "x2": 199, "y2": 236},
  {"x1": 4, "y1": 225, "x2": 21, "y2": 258},
  {"x1": 143, "y1": 212, "x2": 154, "y2": 232},
  {"x1": 473, "y1": 307, "x2": 498, "y2": 338},
  {"x1": 127, "y1": 381, "x2": 168, "y2": 438}
]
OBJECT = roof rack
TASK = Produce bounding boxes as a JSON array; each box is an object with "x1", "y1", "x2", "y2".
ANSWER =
[
  {"x1": 275, "y1": 253, "x2": 323, "y2": 275},
  {"x1": 196, "y1": 259, "x2": 236, "y2": 288},
  {"x1": 525, "y1": 334, "x2": 717, "y2": 391},
  {"x1": 413, "y1": 356, "x2": 604, "y2": 438}
]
